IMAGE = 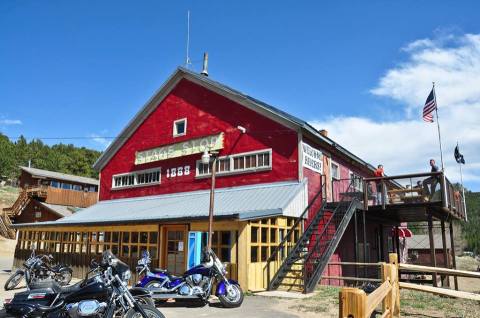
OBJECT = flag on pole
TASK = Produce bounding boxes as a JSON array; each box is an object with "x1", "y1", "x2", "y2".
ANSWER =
[
  {"x1": 454, "y1": 144, "x2": 465, "y2": 164},
  {"x1": 423, "y1": 88, "x2": 437, "y2": 122}
]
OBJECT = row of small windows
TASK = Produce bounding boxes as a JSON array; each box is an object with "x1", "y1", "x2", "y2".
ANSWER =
[
  {"x1": 113, "y1": 169, "x2": 161, "y2": 189},
  {"x1": 197, "y1": 149, "x2": 271, "y2": 177},
  {"x1": 50, "y1": 181, "x2": 97, "y2": 192}
]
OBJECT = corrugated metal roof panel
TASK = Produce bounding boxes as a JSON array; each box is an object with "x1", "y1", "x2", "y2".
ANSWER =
[
  {"x1": 38, "y1": 202, "x2": 75, "y2": 218},
  {"x1": 20, "y1": 166, "x2": 99, "y2": 185},
  {"x1": 16, "y1": 181, "x2": 307, "y2": 227}
]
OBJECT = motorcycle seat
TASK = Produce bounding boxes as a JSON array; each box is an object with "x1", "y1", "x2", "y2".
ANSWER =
[
  {"x1": 152, "y1": 268, "x2": 168, "y2": 274},
  {"x1": 30, "y1": 280, "x2": 82, "y2": 294}
]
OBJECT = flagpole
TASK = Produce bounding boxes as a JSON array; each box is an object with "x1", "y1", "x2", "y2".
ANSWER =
[
  {"x1": 458, "y1": 154, "x2": 468, "y2": 221},
  {"x1": 432, "y1": 83, "x2": 445, "y2": 171}
]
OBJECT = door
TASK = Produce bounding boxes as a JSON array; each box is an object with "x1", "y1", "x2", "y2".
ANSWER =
[{"x1": 163, "y1": 225, "x2": 187, "y2": 275}]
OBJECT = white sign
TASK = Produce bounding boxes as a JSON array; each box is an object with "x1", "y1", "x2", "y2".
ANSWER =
[
  {"x1": 135, "y1": 133, "x2": 224, "y2": 165},
  {"x1": 302, "y1": 142, "x2": 323, "y2": 173}
]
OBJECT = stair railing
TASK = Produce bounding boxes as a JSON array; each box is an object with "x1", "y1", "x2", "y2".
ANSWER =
[
  {"x1": 266, "y1": 175, "x2": 327, "y2": 290},
  {"x1": 303, "y1": 178, "x2": 362, "y2": 292}
]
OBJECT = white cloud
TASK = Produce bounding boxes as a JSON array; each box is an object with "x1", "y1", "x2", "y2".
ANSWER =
[
  {"x1": 89, "y1": 133, "x2": 111, "y2": 149},
  {"x1": 0, "y1": 119, "x2": 22, "y2": 125},
  {"x1": 311, "y1": 33, "x2": 480, "y2": 190}
]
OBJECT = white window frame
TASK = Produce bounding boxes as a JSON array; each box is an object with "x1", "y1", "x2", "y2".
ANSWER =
[
  {"x1": 195, "y1": 149, "x2": 272, "y2": 178},
  {"x1": 173, "y1": 118, "x2": 187, "y2": 137},
  {"x1": 331, "y1": 161, "x2": 340, "y2": 180},
  {"x1": 349, "y1": 171, "x2": 363, "y2": 191},
  {"x1": 112, "y1": 168, "x2": 161, "y2": 190}
]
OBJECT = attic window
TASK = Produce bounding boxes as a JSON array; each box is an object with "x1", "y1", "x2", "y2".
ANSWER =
[{"x1": 173, "y1": 118, "x2": 187, "y2": 137}]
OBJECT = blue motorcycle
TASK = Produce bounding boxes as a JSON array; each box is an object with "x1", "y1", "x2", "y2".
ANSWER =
[{"x1": 135, "y1": 249, "x2": 244, "y2": 308}]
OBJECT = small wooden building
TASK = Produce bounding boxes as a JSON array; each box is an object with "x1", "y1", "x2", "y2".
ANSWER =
[{"x1": 4, "y1": 166, "x2": 98, "y2": 224}]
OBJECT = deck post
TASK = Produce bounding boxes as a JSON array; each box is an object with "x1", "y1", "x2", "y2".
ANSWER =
[
  {"x1": 395, "y1": 226, "x2": 401, "y2": 264},
  {"x1": 440, "y1": 220, "x2": 449, "y2": 287},
  {"x1": 381, "y1": 180, "x2": 386, "y2": 210},
  {"x1": 449, "y1": 221, "x2": 459, "y2": 290},
  {"x1": 354, "y1": 210, "x2": 359, "y2": 282},
  {"x1": 427, "y1": 213, "x2": 438, "y2": 287},
  {"x1": 362, "y1": 210, "x2": 368, "y2": 278},
  {"x1": 379, "y1": 224, "x2": 385, "y2": 262}
]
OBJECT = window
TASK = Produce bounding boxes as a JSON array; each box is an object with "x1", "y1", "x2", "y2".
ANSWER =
[
  {"x1": 350, "y1": 172, "x2": 363, "y2": 191},
  {"x1": 61, "y1": 183, "x2": 72, "y2": 190},
  {"x1": 72, "y1": 184, "x2": 82, "y2": 191},
  {"x1": 173, "y1": 118, "x2": 187, "y2": 137},
  {"x1": 249, "y1": 217, "x2": 301, "y2": 263},
  {"x1": 331, "y1": 162, "x2": 340, "y2": 180},
  {"x1": 112, "y1": 168, "x2": 161, "y2": 189},
  {"x1": 50, "y1": 180, "x2": 60, "y2": 188},
  {"x1": 196, "y1": 149, "x2": 272, "y2": 178}
]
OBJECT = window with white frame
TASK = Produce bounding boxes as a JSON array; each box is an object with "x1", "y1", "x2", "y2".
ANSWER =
[
  {"x1": 331, "y1": 161, "x2": 340, "y2": 180},
  {"x1": 196, "y1": 149, "x2": 272, "y2": 177},
  {"x1": 112, "y1": 168, "x2": 161, "y2": 189},
  {"x1": 173, "y1": 118, "x2": 187, "y2": 137},
  {"x1": 349, "y1": 171, "x2": 363, "y2": 191}
]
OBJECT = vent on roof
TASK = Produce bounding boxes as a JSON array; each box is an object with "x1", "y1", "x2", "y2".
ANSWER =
[
  {"x1": 200, "y1": 52, "x2": 208, "y2": 76},
  {"x1": 319, "y1": 129, "x2": 328, "y2": 137}
]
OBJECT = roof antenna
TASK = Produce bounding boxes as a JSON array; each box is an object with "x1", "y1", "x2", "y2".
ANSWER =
[
  {"x1": 185, "y1": 10, "x2": 191, "y2": 68},
  {"x1": 201, "y1": 52, "x2": 208, "y2": 76}
]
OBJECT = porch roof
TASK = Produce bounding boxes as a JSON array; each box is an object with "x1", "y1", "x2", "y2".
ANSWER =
[{"x1": 13, "y1": 180, "x2": 307, "y2": 228}]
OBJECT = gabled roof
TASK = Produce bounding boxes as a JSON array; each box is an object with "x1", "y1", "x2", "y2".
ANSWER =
[
  {"x1": 13, "y1": 181, "x2": 307, "y2": 227},
  {"x1": 38, "y1": 202, "x2": 76, "y2": 218},
  {"x1": 93, "y1": 67, "x2": 376, "y2": 172},
  {"x1": 20, "y1": 166, "x2": 99, "y2": 185}
]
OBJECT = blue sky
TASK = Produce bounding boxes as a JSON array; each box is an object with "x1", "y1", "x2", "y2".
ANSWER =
[{"x1": 1, "y1": 1, "x2": 479, "y2": 190}]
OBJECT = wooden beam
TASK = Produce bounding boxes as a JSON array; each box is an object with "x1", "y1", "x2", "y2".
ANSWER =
[
  {"x1": 449, "y1": 221, "x2": 459, "y2": 290},
  {"x1": 427, "y1": 213, "x2": 438, "y2": 287},
  {"x1": 399, "y1": 282, "x2": 480, "y2": 301},
  {"x1": 440, "y1": 220, "x2": 449, "y2": 287},
  {"x1": 399, "y1": 263, "x2": 480, "y2": 279},
  {"x1": 367, "y1": 280, "x2": 392, "y2": 317},
  {"x1": 321, "y1": 275, "x2": 382, "y2": 282}
]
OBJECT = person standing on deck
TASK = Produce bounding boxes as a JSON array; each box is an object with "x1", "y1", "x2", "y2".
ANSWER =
[
  {"x1": 374, "y1": 164, "x2": 385, "y2": 204},
  {"x1": 422, "y1": 159, "x2": 440, "y2": 199}
]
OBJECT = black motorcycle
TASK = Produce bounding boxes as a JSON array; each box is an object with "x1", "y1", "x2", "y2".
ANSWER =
[
  {"x1": 4, "y1": 250, "x2": 165, "y2": 318},
  {"x1": 4, "y1": 249, "x2": 72, "y2": 291}
]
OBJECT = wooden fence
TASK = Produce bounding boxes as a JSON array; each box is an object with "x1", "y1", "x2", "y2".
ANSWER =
[
  {"x1": 339, "y1": 253, "x2": 400, "y2": 318},
  {"x1": 339, "y1": 254, "x2": 480, "y2": 317}
]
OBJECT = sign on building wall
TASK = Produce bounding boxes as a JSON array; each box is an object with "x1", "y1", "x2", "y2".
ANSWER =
[
  {"x1": 135, "y1": 133, "x2": 224, "y2": 165},
  {"x1": 302, "y1": 142, "x2": 323, "y2": 173}
]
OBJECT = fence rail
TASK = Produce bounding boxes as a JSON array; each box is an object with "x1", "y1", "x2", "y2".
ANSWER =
[{"x1": 339, "y1": 253, "x2": 400, "y2": 318}]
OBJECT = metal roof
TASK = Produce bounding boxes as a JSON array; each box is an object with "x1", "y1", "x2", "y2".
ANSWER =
[
  {"x1": 93, "y1": 67, "x2": 376, "y2": 173},
  {"x1": 20, "y1": 166, "x2": 99, "y2": 185},
  {"x1": 14, "y1": 181, "x2": 307, "y2": 227},
  {"x1": 38, "y1": 202, "x2": 76, "y2": 218}
]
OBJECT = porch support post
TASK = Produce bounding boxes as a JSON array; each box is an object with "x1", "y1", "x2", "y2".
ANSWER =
[
  {"x1": 379, "y1": 224, "x2": 384, "y2": 262},
  {"x1": 427, "y1": 213, "x2": 438, "y2": 287},
  {"x1": 440, "y1": 220, "x2": 449, "y2": 287},
  {"x1": 395, "y1": 225, "x2": 401, "y2": 264},
  {"x1": 449, "y1": 221, "x2": 459, "y2": 290},
  {"x1": 353, "y1": 210, "x2": 358, "y2": 281},
  {"x1": 362, "y1": 210, "x2": 368, "y2": 278}
]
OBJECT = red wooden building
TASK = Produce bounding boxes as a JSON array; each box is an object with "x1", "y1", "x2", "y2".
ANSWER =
[{"x1": 12, "y1": 67, "x2": 465, "y2": 292}]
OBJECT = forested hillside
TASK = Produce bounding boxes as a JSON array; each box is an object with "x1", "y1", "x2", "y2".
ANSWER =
[
  {"x1": 463, "y1": 191, "x2": 480, "y2": 254},
  {"x1": 0, "y1": 133, "x2": 101, "y2": 180}
]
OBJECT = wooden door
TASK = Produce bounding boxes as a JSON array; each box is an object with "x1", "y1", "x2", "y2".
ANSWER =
[{"x1": 163, "y1": 225, "x2": 187, "y2": 275}]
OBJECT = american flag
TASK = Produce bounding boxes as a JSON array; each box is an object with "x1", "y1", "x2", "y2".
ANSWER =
[{"x1": 423, "y1": 88, "x2": 437, "y2": 122}]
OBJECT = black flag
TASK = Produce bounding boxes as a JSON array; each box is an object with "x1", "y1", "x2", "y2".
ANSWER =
[{"x1": 454, "y1": 144, "x2": 465, "y2": 164}]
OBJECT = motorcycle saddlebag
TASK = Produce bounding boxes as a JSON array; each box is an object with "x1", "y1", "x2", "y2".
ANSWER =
[{"x1": 4, "y1": 288, "x2": 57, "y2": 317}]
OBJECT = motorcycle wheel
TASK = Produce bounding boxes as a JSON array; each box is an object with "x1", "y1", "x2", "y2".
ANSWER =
[
  {"x1": 125, "y1": 304, "x2": 165, "y2": 318},
  {"x1": 4, "y1": 270, "x2": 24, "y2": 291},
  {"x1": 218, "y1": 284, "x2": 244, "y2": 308},
  {"x1": 55, "y1": 268, "x2": 72, "y2": 286}
]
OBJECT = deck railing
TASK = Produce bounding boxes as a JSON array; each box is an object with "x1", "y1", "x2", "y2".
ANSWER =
[{"x1": 362, "y1": 172, "x2": 465, "y2": 220}]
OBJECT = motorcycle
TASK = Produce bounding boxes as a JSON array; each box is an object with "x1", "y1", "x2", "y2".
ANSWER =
[
  {"x1": 4, "y1": 249, "x2": 72, "y2": 291},
  {"x1": 135, "y1": 249, "x2": 244, "y2": 308},
  {"x1": 4, "y1": 250, "x2": 164, "y2": 318}
]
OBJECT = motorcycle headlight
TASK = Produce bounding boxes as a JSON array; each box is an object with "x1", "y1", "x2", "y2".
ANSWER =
[{"x1": 122, "y1": 269, "x2": 132, "y2": 281}]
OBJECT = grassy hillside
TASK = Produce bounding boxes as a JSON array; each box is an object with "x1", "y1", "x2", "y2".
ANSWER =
[
  {"x1": 0, "y1": 186, "x2": 19, "y2": 210},
  {"x1": 463, "y1": 191, "x2": 480, "y2": 254}
]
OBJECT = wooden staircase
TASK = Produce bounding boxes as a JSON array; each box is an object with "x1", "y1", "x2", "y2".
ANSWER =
[{"x1": 1, "y1": 186, "x2": 48, "y2": 239}]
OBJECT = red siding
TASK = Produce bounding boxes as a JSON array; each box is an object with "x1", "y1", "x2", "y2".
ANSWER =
[{"x1": 100, "y1": 79, "x2": 299, "y2": 201}]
